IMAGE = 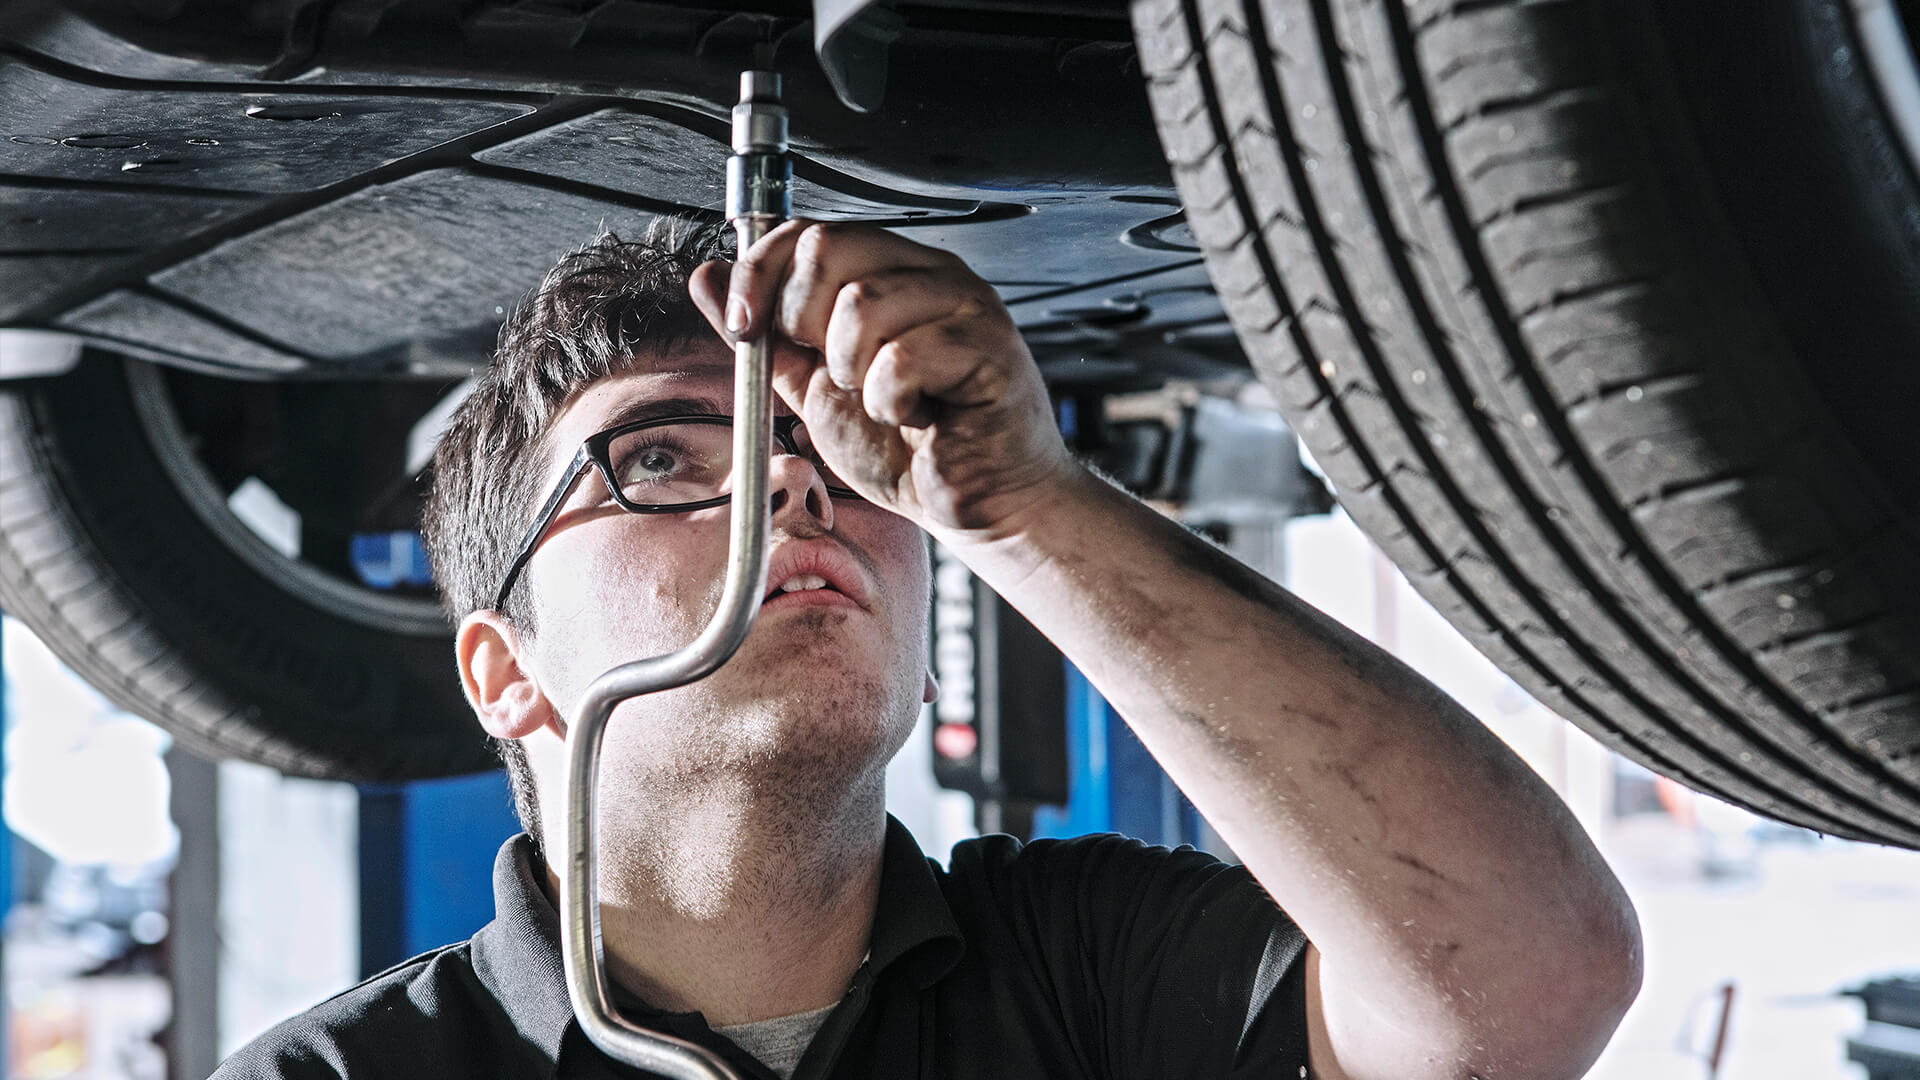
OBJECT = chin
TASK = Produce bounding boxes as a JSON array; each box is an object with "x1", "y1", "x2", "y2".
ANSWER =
[{"x1": 600, "y1": 657, "x2": 919, "y2": 796}]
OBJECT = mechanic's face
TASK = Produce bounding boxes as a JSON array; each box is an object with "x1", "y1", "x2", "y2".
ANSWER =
[{"x1": 513, "y1": 340, "x2": 933, "y2": 803}]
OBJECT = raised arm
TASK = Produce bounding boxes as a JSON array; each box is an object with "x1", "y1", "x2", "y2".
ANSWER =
[{"x1": 696, "y1": 221, "x2": 1642, "y2": 1080}]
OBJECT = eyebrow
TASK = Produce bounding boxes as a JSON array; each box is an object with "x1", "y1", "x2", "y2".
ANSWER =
[
  {"x1": 595, "y1": 394, "x2": 732, "y2": 432},
  {"x1": 534, "y1": 393, "x2": 731, "y2": 497}
]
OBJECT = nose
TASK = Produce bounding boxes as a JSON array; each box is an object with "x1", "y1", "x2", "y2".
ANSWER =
[{"x1": 767, "y1": 451, "x2": 834, "y2": 532}]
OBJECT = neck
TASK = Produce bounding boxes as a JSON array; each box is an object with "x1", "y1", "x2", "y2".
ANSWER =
[{"x1": 548, "y1": 774, "x2": 888, "y2": 1027}]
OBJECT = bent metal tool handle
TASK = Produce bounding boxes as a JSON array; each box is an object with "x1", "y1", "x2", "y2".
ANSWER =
[{"x1": 560, "y1": 71, "x2": 792, "y2": 1080}]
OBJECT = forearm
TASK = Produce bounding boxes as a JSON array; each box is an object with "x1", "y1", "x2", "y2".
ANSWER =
[
  {"x1": 934, "y1": 463, "x2": 1640, "y2": 1074},
  {"x1": 705, "y1": 216, "x2": 1638, "y2": 1071}
]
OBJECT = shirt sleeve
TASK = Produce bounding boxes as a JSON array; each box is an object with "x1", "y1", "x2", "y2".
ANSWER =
[{"x1": 950, "y1": 832, "x2": 1311, "y2": 1080}]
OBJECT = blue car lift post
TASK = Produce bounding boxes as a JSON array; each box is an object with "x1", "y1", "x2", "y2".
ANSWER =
[
  {"x1": 356, "y1": 772, "x2": 520, "y2": 976},
  {"x1": 1029, "y1": 666, "x2": 1220, "y2": 851}
]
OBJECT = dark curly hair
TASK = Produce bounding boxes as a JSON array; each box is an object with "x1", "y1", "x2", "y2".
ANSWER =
[{"x1": 420, "y1": 218, "x2": 732, "y2": 851}]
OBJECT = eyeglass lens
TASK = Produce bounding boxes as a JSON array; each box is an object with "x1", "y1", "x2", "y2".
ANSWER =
[{"x1": 604, "y1": 420, "x2": 851, "y2": 507}]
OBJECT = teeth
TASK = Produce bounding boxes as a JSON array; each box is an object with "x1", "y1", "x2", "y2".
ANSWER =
[{"x1": 777, "y1": 573, "x2": 830, "y2": 594}]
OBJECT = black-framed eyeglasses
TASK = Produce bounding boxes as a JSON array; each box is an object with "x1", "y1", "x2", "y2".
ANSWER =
[{"x1": 491, "y1": 414, "x2": 861, "y2": 612}]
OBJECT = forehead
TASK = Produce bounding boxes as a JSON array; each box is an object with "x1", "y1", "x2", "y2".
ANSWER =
[{"x1": 537, "y1": 340, "x2": 737, "y2": 475}]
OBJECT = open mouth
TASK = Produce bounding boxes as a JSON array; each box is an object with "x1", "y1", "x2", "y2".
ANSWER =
[
  {"x1": 759, "y1": 541, "x2": 870, "y2": 611},
  {"x1": 761, "y1": 571, "x2": 860, "y2": 611},
  {"x1": 766, "y1": 572, "x2": 839, "y2": 600}
]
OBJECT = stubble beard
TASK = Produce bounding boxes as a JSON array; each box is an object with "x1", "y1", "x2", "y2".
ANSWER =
[{"x1": 585, "y1": 609, "x2": 924, "y2": 920}]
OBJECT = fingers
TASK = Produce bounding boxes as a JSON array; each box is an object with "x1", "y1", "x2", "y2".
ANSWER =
[
  {"x1": 862, "y1": 315, "x2": 1006, "y2": 428},
  {"x1": 700, "y1": 221, "x2": 1022, "y2": 434},
  {"x1": 729, "y1": 221, "x2": 955, "y2": 345},
  {"x1": 767, "y1": 335, "x2": 848, "y2": 425},
  {"x1": 821, "y1": 267, "x2": 980, "y2": 395},
  {"x1": 691, "y1": 256, "x2": 826, "y2": 397},
  {"x1": 688, "y1": 259, "x2": 732, "y2": 341}
]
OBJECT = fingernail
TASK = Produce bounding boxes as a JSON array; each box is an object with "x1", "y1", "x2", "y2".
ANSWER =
[{"x1": 726, "y1": 299, "x2": 748, "y2": 335}]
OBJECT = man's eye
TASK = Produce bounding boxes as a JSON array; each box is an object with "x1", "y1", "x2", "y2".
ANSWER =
[
  {"x1": 619, "y1": 445, "x2": 685, "y2": 484},
  {"x1": 639, "y1": 448, "x2": 678, "y2": 476},
  {"x1": 602, "y1": 424, "x2": 729, "y2": 504}
]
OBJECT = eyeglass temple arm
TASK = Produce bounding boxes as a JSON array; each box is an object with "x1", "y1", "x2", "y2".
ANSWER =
[
  {"x1": 492, "y1": 446, "x2": 590, "y2": 613},
  {"x1": 559, "y1": 71, "x2": 790, "y2": 1080}
]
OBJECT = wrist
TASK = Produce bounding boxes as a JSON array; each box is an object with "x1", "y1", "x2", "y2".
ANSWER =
[{"x1": 924, "y1": 457, "x2": 1108, "y2": 564}]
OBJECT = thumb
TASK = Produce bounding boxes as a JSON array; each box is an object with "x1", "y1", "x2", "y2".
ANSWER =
[
  {"x1": 695, "y1": 258, "x2": 836, "y2": 417},
  {"x1": 688, "y1": 259, "x2": 734, "y2": 342}
]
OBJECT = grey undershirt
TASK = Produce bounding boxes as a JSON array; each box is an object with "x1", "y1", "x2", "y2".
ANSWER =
[{"x1": 712, "y1": 1003, "x2": 838, "y2": 1079}]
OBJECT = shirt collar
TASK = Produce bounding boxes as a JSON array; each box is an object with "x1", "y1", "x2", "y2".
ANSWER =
[
  {"x1": 469, "y1": 832, "x2": 576, "y2": 1066},
  {"x1": 869, "y1": 814, "x2": 967, "y2": 989},
  {"x1": 469, "y1": 815, "x2": 966, "y2": 1067}
]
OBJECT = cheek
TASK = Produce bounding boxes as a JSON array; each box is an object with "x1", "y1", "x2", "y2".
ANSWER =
[
  {"x1": 528, "y1": 523, "x2": 724, "y2": 668},
  {"x1": 867, "y1": 518, "x2": 932, "y2": 657}
]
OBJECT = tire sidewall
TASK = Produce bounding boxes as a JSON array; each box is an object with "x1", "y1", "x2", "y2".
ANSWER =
[{"x1": 0, "y1": 354, "x2": 491, "y2": 781}]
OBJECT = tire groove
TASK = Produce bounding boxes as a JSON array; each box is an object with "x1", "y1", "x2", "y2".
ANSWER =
[
  {"x1": 1375, "y1": 0, "x2": 1920, "y2": 814},
  {"x1": 1491, "y1": 181, "x2": 1634, "y2": 224},
  {"x1": 1757, "y1": 615, "x2": 1904, "y2": 657},
  {"x1": 1510, "y1": 275, "x2": 1662, "y2": 319},
  {"x1": 1296, "y1": 0, "x2": 1920, "y2": 826},
  {"x1": 1184, "y1": 0, "x2": 1878, "y2": 836},
  {"x1": 1436, "y1": 85, "x2": 1604, "y2": 133},
  {"x1": 1625, "y1": 474, "x2": 1750, "y2": 513}
]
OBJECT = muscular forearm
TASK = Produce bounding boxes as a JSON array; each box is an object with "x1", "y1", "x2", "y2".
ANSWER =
[{"x1": 935, "y1": 463, "x2": 1641, "y2": 1079}]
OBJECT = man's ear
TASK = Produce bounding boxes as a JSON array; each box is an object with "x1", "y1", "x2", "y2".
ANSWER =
[
  {"x1": 457, "y1": 610, "x2": 558, "y2": 740},
  {"x1": 923, "y1": 669, "x2": 939, "y2": 705}
]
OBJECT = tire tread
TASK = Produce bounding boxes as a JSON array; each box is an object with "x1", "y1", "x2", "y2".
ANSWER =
[{"x1": 1136, "y1": 0, "x2": 1920, "y2": 844}]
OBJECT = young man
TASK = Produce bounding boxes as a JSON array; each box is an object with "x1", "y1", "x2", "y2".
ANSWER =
[{"x1": 216, "y1": 220, "x2": 1641, "y2": 1079}]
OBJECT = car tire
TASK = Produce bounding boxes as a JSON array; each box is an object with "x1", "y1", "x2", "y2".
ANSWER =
[
  {"x1": 1133, "y1": 0, "x2": 1920, "y2": 845},
  {"x1": 0, "y1": 353, "x2": 493, "y2": 781}
]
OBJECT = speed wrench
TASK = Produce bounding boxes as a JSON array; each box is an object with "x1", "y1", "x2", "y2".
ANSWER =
[{"x1": 559, "y1": 70, "x2": 791, "y2": 1080}]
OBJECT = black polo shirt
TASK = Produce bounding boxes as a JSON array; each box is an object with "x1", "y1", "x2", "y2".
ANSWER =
[{"x1": 214, "y1": 816, "x2": 1310, "y2": 1079}]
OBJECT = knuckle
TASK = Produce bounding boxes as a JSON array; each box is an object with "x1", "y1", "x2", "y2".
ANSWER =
[
  {"x1": 793, "y1": 222, "x2": 845, "y2": 272},
  {"x1": 832, "y1": 282, "x2": 878, "y2": 333},
  {"x1": 734, "y1": 233, "x2": 776, "y2": 277},
  {"x1": 876, "y1": 338, "x2": 916, "y2": 371},
  {"x1": 826, "y1": 349, "x2": 859, "y2": 380},
  {"x1": 868, "y1": 368, "x2": 915, "y2": 414},
  {"x1": 841, "y1": 278, "x2": 883, "y2": 310}
]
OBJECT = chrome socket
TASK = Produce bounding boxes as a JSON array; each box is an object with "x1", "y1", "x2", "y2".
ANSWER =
[{"x1": 726, "y1": 70, "x2": 791, "y2": 224}]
